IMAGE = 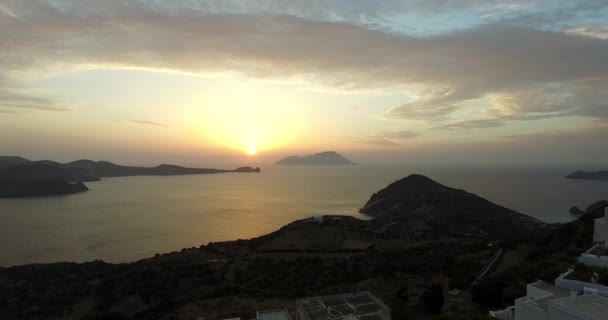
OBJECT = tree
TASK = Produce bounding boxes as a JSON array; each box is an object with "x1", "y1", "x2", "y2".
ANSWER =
[{"x1": 424, "y1": 284, "x2": 444, "y2": 315}]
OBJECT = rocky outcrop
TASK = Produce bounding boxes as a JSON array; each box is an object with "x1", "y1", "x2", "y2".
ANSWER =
[
  {"x1": 360, "y1": 174, "x2": 544, "y2": 240},
  {"x1": 0, "y1": 163, "x2": 89, "y2": 197},
  {"x1": 566, "y1": 171, "x2": 608, "y2": 181},
  {"x1": 275, "y1": 151, "x2": 354, "y2": 165}
]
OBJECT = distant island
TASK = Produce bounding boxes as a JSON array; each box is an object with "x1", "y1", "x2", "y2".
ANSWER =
[
  {"x1": 275, "y1": 151, "x2": 355, "y2": 165},
  {"x1": 566, "y1": 170, "x2": 608, "y2": 181},
  {"x1": 4, "y1": 174, "x2": 594, "y2": 320},
  {"x1": 0, "y1": 156, "x2": 260, "y2": 198}
]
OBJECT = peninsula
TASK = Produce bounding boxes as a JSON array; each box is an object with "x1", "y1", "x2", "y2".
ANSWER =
[
  {"x1": 275, "y1": 151, "x2": 354, "y2": 165},
  {"x1": 566, "y1": 170, "x2": 608, "y2": 181},
  {"x1": 0, "y1": 157, "x2": 260, "y2": 198}
]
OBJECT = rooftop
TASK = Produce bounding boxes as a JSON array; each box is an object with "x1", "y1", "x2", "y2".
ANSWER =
[
  {"x1": 589, "y1": 244, "x2": 608, "y2": 256},
  {"x1": 296, "y1": 291, "x2": 390, "y2": 320},
  {"x1": 549, "y1": 294, "x2": 608, "y2": 320},
  {"x1": 530, "y1": 281, "x2": 570, "y2": 298},
  {"x1": 256, "y1": 308, "x2": 294, "y2": 320}
]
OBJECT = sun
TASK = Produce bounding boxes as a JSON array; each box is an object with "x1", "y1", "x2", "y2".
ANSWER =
[{"x1": 247, "y1": 145, "x2": 257, "y2": 155}]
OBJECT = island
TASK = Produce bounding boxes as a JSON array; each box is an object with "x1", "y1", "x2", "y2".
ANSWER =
[
  {"x1": 0, "y1": 157, "x2": 261, "y2": 198},
  {"x1": 3, "y1": 174, "x2": 594, "y2": 320},
  {"x1": 275, "y1": 151, "x2": 355, "y2": 165},
  {"x1": 566, "y1": 170, "x2": 608, "y2": 181}
]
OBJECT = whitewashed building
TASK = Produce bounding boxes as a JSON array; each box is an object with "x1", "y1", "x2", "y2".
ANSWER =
[
  {"x1": 490, "y1": 280, "x2": 608, "y2": 320},
  {"x1": 594, "y1": 210, "x2": 608, "y2": 244},
  {"x1": 296, "y1": 291, "x2": 390, "y2": 320}
]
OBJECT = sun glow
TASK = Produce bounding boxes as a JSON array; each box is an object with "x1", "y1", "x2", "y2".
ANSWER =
[{"x1": 194, "y1": 87, "x2": 305, "y2": 154}]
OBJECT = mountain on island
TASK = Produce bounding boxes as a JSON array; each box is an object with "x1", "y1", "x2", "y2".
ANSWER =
[
  {"x1": 360, "y1": 174, "x2": 544, "y2": 240},
  {"x1": 0, "y1": 156, "x2": 30, "y2": 170},
  {"x1": 566, "y1": 170, "x2": 608, "y2": 181},
  {"x1": 0, "y1": 157, "x2": 261, "y2": 198},
  {"x1": 275, "y1": 151, "x2": 354, "y2": 165}
]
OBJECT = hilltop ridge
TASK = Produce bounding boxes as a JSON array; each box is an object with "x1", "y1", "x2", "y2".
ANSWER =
[
  {"x1": 0, "y1": 157, "x2": 260, "y2": 198},
  {"x1": 360, "y1": 174, "x2": 544, "y2": 240},
  {"x1": 275, "y1": 151, "x2": 354, "y2": 165}
]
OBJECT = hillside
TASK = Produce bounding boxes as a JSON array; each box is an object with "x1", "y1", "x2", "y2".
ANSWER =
[
  {"x1": 275, "y1": 151, "x2": 354, "y2": 165},
  {"x1": 0, "y1": 156, "x2": 30, "y2": 170},
  {"x1": 360, "y1": 174, "x2": 544, "y2": 240},
  {"x1": 0, "y1": 174, "x2": 572, "y2": 319}
]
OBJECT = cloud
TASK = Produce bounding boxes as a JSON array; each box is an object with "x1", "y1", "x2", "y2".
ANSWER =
[
  {"x1": 356, "y1": 129, "x2": 421, "y2": 147},
  {"x1": 439, "y1": 119, "x2": 506, "y2": 130},
  {"x1": 490, "y1": 1, "x2": 608, "y2": 30},
  {"x1": 378, "y1": 130, "x2": 422, "y2": 140},
  {"x1": 0, "y1": 1, "x2": 607, "y2": 125},
  {"x1": 129, "y1": 119, "x2": 169, "y2": 127},
  {"x1": 566, "y1": 26, "x2": 608, "y2": 40},
  {"x1": 0, "y1": 88, "x2": 71, "y2": 112},
  {"x1": 357, "y1": 137, "x2": 404, "y2": 147}
]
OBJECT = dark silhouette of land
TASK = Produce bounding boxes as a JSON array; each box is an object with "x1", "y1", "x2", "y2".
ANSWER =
[
  {"x1": 566, "y1": 170, "x2": 608, "y2": 181},
  {"x1": 0, "y1": 157, "x2": 260, "y2": 198},
  {"x1": 275, "y1": 151, "x2": 354, "y2": 165},
  {"x1": 360, "y1": 174, "x2": 544, "y2": 240},
  {"x1": 0, "y1": 174, "x2": 584, "y2": 320}
]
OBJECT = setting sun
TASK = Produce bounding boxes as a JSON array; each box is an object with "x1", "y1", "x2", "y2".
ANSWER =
[{"x1": 247, "y1": 145, "x2": 256, "y2": 155}]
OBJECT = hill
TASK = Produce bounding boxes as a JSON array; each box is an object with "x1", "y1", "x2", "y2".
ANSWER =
[
  {"x1": 0, "y1": 157, "x2": 261, "y2": 198},
  {"x1": 566, "y1": 170, "x2": 608, "y2": 181},
  {"x1": 360, "y1": 174, "x2": 544, "y2": 240},
  {"x1": 0, "y1": 156, "x2": 30, "y2": 170},
  {"x1": 275, "y1": 151, "x2": 354, "y2": 165},
  {"x1": 0, "y1": 163, "x2": 89, "y2": 197}
]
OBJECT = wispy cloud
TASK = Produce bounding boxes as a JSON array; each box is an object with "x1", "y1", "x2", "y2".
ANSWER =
[
  {"x1": 129, "y1": 119, "x2": 169, "y2": 128},
  {"x1": 0, "y1": 1, "x2": 606, "y2": 128},
  {"x1": 356, "y1": 129, "x2": 421, "y2": 147},
  {"x1": 566, "y1": 26, "x2": 608, "y2": 39}
]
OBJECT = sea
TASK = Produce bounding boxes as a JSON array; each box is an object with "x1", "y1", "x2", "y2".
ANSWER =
[{"x1": 1, "y1": 164, "x2": 607, "y2": 267}]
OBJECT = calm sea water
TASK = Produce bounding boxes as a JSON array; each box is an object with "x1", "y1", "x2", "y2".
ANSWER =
[{"x1": 1, "y1": 165, "x2": 607, "y2": 266}]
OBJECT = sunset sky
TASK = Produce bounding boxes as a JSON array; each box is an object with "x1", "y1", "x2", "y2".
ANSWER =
[{"x1": 1, "y1": 0, "x2": 607, "y2": 166}]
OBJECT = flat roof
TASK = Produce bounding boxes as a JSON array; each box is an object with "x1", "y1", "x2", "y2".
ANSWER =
[
  {"x1": 296, "y1": 291, "x2": 390, "y2": 320},
  {"x1": 257, "y1": 308, "x2": 294, "y2": 320},
  {"x1": 530, "y1": 281, "x2": 570, "y2": 298},
  {"x1": 549, "y1": 294, "x2": 608, "y2": 320}
]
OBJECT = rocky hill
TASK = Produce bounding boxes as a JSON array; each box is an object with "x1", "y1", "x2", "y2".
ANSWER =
[
  {"x1": 360, "y1": 174, "x2": 544, "y2": 240},
  {"x1": 275, "y1": 151, "x2": 354, "y2": 165}
]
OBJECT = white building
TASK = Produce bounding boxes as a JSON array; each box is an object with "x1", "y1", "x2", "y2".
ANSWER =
[
  {"x1": 547, "y1": 294, "x2": 608, "y2": 320},
  {"x1": 257, "y1": 308, "x2": 294, "y2": 320},
  {"x1": 296, "y1": 291, "x2": 390, "y2": 320},
  {"x1": 513, "y1": 281, "x2": 570, "y2": 320},
  {"x1": 491, "y1": 280, "x2": 608, "y2": 320},
  {"x1": 594, "y1": 210, "x2": 608, "y2": 244},
  {"x1": 578, "y1": 244, "x2": 608, "y2": 268}
]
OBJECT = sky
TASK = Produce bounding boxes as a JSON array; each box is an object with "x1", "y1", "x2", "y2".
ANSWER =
[{"x1": 1, "y1": 0, "x2": 607, "y2": 167}]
